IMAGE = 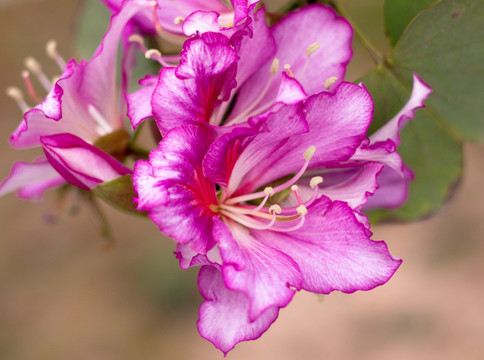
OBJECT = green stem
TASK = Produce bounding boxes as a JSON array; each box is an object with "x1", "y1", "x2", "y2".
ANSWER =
[{"x1": 327, "y1": 0, "x2": 385, "y2": 65}]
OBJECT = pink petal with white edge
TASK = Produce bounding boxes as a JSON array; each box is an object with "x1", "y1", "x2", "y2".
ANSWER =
[
  {"x1": 41, "y1": 133, "x2": 131, "y2": 190},
  {"x1": 127, "y1": 75, "x2": 157, "y2": 129},
  {"x1": 263, "y1": 197, "x2": 401, "y2": 294},
  {"x1": 215, "y1": 218, "x2": 301, "y2": 320},
  {"x1": 175, "y1": 243, "x2": 222, "y2": 270},
  {"x1": 370, "y1": 73, "x2": 432, "y2": 146},
  {"x1": 0, "y1": 158, "x2": 65, "y2": 200},
  {"x1": 197, "y1": 265, "x2": 279, "y2": 355},
  {"x1": 183, "y1": 11, "x2": 221, "y2": 36}
]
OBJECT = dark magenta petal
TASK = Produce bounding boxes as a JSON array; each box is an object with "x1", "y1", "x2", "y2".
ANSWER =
[
  {"x1": 41, "y1": 133, "x2": 131, "y2": 190},
  {"x1": 133, "y1": 125, "x2": 218, "y2": 253}
]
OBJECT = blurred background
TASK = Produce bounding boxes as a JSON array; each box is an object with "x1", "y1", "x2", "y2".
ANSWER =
[{"x1": 1, "y1": 0, "x2": 484, "y2": 359}]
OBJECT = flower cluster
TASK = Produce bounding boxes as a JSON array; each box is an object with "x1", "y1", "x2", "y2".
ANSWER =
[{"x1": 1, "y1": 0, "x2": 431, "y2": 354}]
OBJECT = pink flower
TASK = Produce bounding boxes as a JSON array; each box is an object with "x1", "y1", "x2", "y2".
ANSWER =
[
  {"x1": 131, "y1": 4, "x2": 431, "y2": 353},
  {"x1": 0, "y1": 1, "x2": 150, "y2": 199}
]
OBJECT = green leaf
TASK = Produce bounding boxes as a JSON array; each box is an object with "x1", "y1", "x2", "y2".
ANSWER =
[
  {"x1": 93, "y1": 175, "x2": 146, "y2": 217},
  {"x1": 76, "y1": 0, "x2": 111, "y2": 58},
  {"x1": 360, "y1": 68, "x2": 462, "y2": 221},
  {"x1": 384, "y1": 0, "x2": 437, "y2": 46},
  {"x1": 390, "y1": 0, "x2": 484, "y2": 142}
]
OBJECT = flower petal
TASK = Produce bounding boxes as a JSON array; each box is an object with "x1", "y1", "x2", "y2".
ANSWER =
[
  {"x1": 127, "y1": 75, "x2": 157, "y2": 129},
  {"x1": 151, "y1": 32, "x2": 238, "y2": 133},
  {"x1": 133, "y1": 125, "x2": 218, "y2": 253},
  {"x1": 262, "y1": 197, "x2": 402, "y2": 294},
  {"x1": 197, "y1": 265, "x2": 279, "y2": 355},
  {"x1": 41, "y1": 133, "x2": 131, "y2": 190},
  {"x1": 0, "y1": 158, "x2": 65, "y2": 200}
]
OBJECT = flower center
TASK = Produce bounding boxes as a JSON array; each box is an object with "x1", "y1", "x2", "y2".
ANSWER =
[{"x1": 216, "y1": 146, "x2": 322, "y2": 232}]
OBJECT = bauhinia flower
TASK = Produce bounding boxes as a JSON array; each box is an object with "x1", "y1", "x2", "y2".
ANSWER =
[
  {"x1": 0, "y1": 1, "x2": 151, "y2": 199},
  {"x1": 132, "y1": 77, "x2": 430, "y2": 352},
  {"x1": 131, "y1": 3, "x2": 431, "y2": 353}
]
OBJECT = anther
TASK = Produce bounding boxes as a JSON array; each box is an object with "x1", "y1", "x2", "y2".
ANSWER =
[
  {"x1": 270, "y1": 58, "x2": 279, "y2": 75},
  {"x1": 264, "y1": 187, "x2": 275, "y2": 196},
  {"x1": 24, "y1": 57, "x2": 42, "y2": 75},
  {"x1": 324, "y1": 76, "x2": 338, "y2": 90},
  {"x1": 145, "y1": 49, "x2": 162, "y2": 59},
  {"x1": 290, "y1": 185, "x2": 298, "y2": 192},
  {"x1": 24, "y1": 57, "x2": 52, "y2": 91},
  {"x1": 46, "y1": 40, "x2": 58, "y2": 59},
  {"x1": 174, "y1": 16, "x2": 184, "y2": 24},
  {"x1": 305, "y1": 42, "x2": 320, "y2": 57},
  {"x1": 310, "y1": 176, "x2": 323, "y2": 188},
  {"x1": 128, "y1": 34, "x2": 145, "y2": 46},
  {"x1": 296, "y1": 205, "x2": 308, "y2": 216},
  {"x1": 6, "y1": 87, "x2": 30, "y2": 112},
  {"x1": 269, "y1": 204, "x2": 282, "y2": 214},
  {"x1": 283, "y1": 64, "x2": 295, "y2": 78},
  {"x1": 303, "y1": 146, "x2": 316, "y2": 161}
]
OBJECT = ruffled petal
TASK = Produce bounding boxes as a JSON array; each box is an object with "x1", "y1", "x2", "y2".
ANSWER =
[
  {"x1": 127, "y1": 75, "x2": 157, "y2": 129},
  {"x1": 197, "y1": 265, "x2": 279, "y2": 355},
  {"x1": 0, "y1": 158, "x2": 65, "y2": 200},
  {"x1": 214, "y1": 218, "x2": 301, "y2": 320},
  {"x1": 239, "y1": 82, "x2": 373, "y2": 193},
  {"x1": 258, "y1": 197, "x2": 402, "y2": 294},
  {"x1": 151, "y1": 32, "x2": 238, "y2": 133},
  {"x1": 363, "y1": 164, "x2": 414, "y2": 211},
  {"x1": 41, "y1": 133, "x2": 131, "y2": 190},
  {"x1": 132, "y1": 125, "x2": 218, "y2": 253}
]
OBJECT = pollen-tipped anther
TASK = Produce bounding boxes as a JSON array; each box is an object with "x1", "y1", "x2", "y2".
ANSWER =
[
  {"x1": 269, "y1": 204, "x2": 282, "y2": 214},
  {"x1": 270, "y1": 58, "x2": 279, "y2": 75},
  {"x1": 174, "y1": 16, "x2": 184, "y2": 24},
  {"x1": 290, "y1": 185, "x2": 298, "y2": 192},
  {"x1": 24, "y1": 57, "x2": 42, "y2": 75},
  {"x1": 296, "y1": 205, "x2": 308, "y2": 216},
  {"x1": 145, "y1": 49, "x2": 162, "y2": 59},
  {"x1": 264, "y1": 187, "x2": 275, "y2": 196},
  {"x1": 303, "y1": 146, "x2": 316, "y2": 161},
  {"x1": 283, "y1": 64, "x2": 295, "y2": 78},
  {"x1": 6, "y1": 87, "x2": 29, "y2": 112},
  {"x1": 310, "y1": 176, "x2": 323, "y2": 188},
  {"x1": 324, "y1": 76, "x2": 338, "y2": 90},
  {"x1": 45, "y1": 40, "x2": 58, "y2": 59},
  {"x1": 305, "y1": 42, "x2": 320, "y2": 57},
  {"x1": 129, "y1": 34, "x2": 144, "y2": 45}
]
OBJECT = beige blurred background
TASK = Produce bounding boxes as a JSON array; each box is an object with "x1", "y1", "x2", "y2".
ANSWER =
[{"x1": 1, "y1": 0, "x2": 484, "y2": 359}]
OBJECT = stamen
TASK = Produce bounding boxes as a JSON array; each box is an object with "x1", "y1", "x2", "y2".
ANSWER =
[
  {"x1": 291, "y1": 185, "x2": 304, "y2": 205},
  {"x1": 305, "y1": 42, "x2": 320, "y2": 57},
  {"x1": 296, "y1": 205, "x2": 308, "y2": 216},
  {"x1": 21, "y1": 71, "x2": 41, "y2": 103},
  {"x1": 310, "y1": 176, "x2": 323, "y2": 188},
  {"x1": 6, "y1": 87, "x2": 30, "y2": 112},
  {"x1": 220, "y1": 188, "x2": 272, "y2": 215},
  {"x1": 270, "y1": 58, "x2": 279, "y2": 75},
  {"x1": 174, "y1": 16, "x2": 184, "y2": 24},
  {"x1": 88, "y1": 105, "x2": 113, "y2": 136},
  {"x1": 304, "y1": 146, "x2": 316, "y2": 161},
  {"x1": 24, "y1": 57, "x2": 52, "y2": 91},
  {"x1": 264, "y1": 187, "x2": 275, "y2": 196},
  {"x1": 226, "y1": 146, "x2": 317, "y2": 205},
  {"x1": 145, "y1": 48, "x2": 172, "y2": 67},
  {"x1": 129, "y1": 34, "x2": 147, "y2": 53},
  {"x1": 269, "y1": 204, "x2": 282, "y2": 214},
  {"x1": 284, "y1": 64, "x2": 295, "y2": 78},
  {"x1": 150, "y1": 1, "x2": 186, "y2": 45},
  {"x1": 324, "y1": 76, "x2": 338, "y2": 90},
  {"x1": 270, "y1": 215, "x2": 306, "y2": 232},
  {"x1": 221, "y1": 209, "x2": 277, "y2": 230},
  {"x1": 45, "y1": 40, "x2": 66, "y2": 69}
]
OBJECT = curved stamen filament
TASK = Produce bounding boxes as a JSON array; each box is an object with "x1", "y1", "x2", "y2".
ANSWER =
[
  {"x1": 150, "y1": 1, "x2": 186, "y2": 45},
  {"x1": 25, "y1": 57, "x2": 52, "y2": 92},
  {"x1": 221, "y1": 209, "x2": 277, "y2": 230},
  {"x1": 226, "y1": 146, "x2": 316, "y2": 205},
  {"x1": 46, "y1": 40, "x2": 67, "y2": 70},
  {"x1": 219, "y1": 188, "x2": 271, "y2": 215},
  {"x1": 6, "y1": 87, "x2": 30, "y2": 112},
  {"x1": 21, "y1": 71, "x2": 41, "y2": 104}
]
